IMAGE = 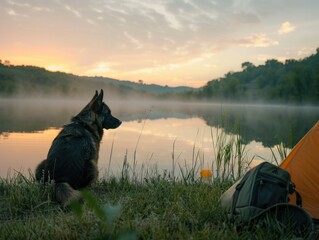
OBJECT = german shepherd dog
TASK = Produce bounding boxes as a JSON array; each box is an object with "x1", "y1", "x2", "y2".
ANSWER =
[{"x1": 35, "y1": 90, "x2": 121, "y2": 207}]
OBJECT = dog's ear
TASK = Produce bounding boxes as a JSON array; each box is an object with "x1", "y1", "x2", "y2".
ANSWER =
[
  {"x1": 97, "y1": 89, "x2": 104, "y2": 104},
  {"x1": 93, "y1": 90, "x2": 99, "y2": 101},
  {"x1": 88, "y1": 90, "x2": 98, "y2": 105},
  {"x1": 90, "y1": 89, "x2": 104, "y2": 113},
  {"x1": 85, "y1": 90, "x2": 99, "y2": 110}
]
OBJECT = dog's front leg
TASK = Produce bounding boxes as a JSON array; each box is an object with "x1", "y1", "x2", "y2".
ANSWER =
[{"x1": 84, "y1": 159, "x2": 99, "y2": 185}]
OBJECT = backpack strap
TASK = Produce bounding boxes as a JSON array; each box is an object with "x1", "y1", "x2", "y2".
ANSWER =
[
  {"x1": 289, "y1": 182, "x2": 303, "y2": 207},
  {"x1": 295, "y1": 190, "x2": 302, "y2": 207}
]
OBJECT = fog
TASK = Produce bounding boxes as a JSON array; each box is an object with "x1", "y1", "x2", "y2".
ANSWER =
[{"x1": 1, "y1": 97, "x2": 319, "y2": 148}]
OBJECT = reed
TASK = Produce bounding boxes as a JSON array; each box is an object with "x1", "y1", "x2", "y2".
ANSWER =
[
  {"x1": 211, "y1": 126, "x2": 249, "y2": 181},
  {"x1": 256, "y1": 142, "x2": 289, "y2": 166},
  {"x1": 106, "y1": 136, "x2": 115, "y2": 178},
  {"x1": 102, "y1": 117, "x2": 251, "y2": 184},
  {"x1": 270, "y1": 142, "x2": 288, "y2": 166}
]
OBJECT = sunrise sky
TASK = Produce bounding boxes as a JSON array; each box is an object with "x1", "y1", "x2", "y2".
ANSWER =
[{"x1": 1, "y1": 0, "x2": 318, "y2": 87}]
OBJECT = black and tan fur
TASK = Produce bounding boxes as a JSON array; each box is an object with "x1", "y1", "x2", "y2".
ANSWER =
[{"x1": 35, "y1": 90, "x2": 121, "y2": 207}]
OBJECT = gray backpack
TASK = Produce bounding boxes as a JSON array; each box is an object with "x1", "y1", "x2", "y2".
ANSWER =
[
  {"x1": 231, "y1": 161, "x2": 300, "y2": 222},
  {"x1": 226, "y1": 162, "x2": 313, "y2": 237}
]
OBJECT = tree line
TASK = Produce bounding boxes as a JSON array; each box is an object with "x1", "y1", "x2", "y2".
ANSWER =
[
  {"x1": 1, "y1": 48, "x2": 319, "y2": 103},
  {"x1": 183, "y1": 48, "x2": 319, "y2": 104}
]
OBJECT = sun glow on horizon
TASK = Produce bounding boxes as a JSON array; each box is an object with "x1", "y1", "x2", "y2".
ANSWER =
[{"x1": 1, "y1": 0, "x2": 318, "y2": 88}]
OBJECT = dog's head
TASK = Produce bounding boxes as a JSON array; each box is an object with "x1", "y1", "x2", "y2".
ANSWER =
[{"x1": 78, "y1": 90, "x2": 121, "y2": 130}]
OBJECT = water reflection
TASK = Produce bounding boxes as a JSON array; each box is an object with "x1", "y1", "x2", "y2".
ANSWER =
[
  {"x1": 1, "y1": 99, "x2": 319, "y2": 178},
  {"x1": 0, "y1": 117, "x2": 217, "y2": 178},
  {"x1": 1, "y1": 130, "x2": 55, "y2": 177},
  {"x1": 0, "y1": 117, "x2": 275, "y2": 178},
  {"x1": 1, "y1": 99, "x2": 318, "y2": 148}
]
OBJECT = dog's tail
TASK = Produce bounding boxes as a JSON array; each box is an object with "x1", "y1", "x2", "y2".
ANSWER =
[
  {"x1": 35, "y1": 160, "x2": 81, "y2": 207},
  {"x1": 54, "y1": 182, "x2": 82, "y2": 208}
]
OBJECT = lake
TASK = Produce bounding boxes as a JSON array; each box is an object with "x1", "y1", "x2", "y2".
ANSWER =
[{"x1": 1, "y1": 98, "x2": 319, "y2": 179}]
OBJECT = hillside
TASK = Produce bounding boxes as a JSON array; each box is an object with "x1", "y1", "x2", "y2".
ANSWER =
[
  {"x1": 0, "y1": 64, "x2": 194, "y2": 99},
  {"x1": 181, "y1": 48, "x2": 319, "y2": 104},
  {"x1": 2, "y1": 48, "x2": 319, "y2": 103}
]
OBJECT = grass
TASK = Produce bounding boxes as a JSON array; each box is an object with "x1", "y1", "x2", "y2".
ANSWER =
[{"x1": 0, "y1": 168, "x2": 310, "y2": 240}]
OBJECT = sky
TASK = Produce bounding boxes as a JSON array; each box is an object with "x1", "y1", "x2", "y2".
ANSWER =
[{"x1": 1, "y1": 0, "x2": 319, "y2": 87}]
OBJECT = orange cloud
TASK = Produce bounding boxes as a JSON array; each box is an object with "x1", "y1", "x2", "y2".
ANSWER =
[
  {"x1": 236, "y1": 34, "x2": 279, "y2": 47},
  {"x1": 278, "y1": 21, "x2": 296, "y2": 35}
]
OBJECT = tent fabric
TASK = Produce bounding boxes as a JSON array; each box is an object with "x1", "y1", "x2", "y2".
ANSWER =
[{"x1": 280, "y1": 121, "x2": 319, "y2": 220}]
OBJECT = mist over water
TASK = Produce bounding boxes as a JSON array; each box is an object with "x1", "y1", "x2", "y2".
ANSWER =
[{"x1": 1, "y1": 97, "x2": 319, "y2": 178}]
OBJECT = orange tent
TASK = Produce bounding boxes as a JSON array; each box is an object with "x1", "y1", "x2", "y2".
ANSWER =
[{"x1": 280, "y1": 121, "x2": 319, "y2": 220}]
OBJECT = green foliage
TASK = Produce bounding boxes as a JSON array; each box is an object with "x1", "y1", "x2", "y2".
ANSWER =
[
  {"x1": 189, "y1": 49, "x2": 319, "y2": 103},
  {"x1": 70, "y1": 189, "x2": 137, "y2": 239}
]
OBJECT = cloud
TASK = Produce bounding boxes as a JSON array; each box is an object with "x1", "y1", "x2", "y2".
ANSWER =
[
  {"x1": 129, "y1": 63, "x2": 179, "y2": 75},
  {"x1": 297, "y1": 48, "x2": 314, "y2": 56},
  {"x1": 7, "y1": 0, "x2": 30, "y2": 8},
  {"x1": 123, "y1": 31, "x2": 143, "y2": 49},
  {"x1": 63, "y1": 4, "x2": 81, "y2": 18},
  {"x1": 46, "y1": 65, "x2": 69, "y2": 72},
  {"x1": 128, "y1": 53, "x2": 211, "y2": 75},
  {"x1": 7, "y1": 9, "x2": 27, "y2": 17},
  {"x1": 257, "y1": 54, "x2": 288, "y2": 63},
  {"x1": 133, "y1": 1, "x2": 183, "y2": 30},
  {"x1": 7, "y1": 0, "x2": 52, "y2": 12},
  {"x1": 235, "y1": 33, "x2": 279, "y2": 47},
  {"x1": 86, "y1": 19, "x2": 97, "y2": 25},
  {"x1": 7, "y1": 9, "x2": 18, "y2": 16},
  {"x1": 278, "y1": 21, "x2": 295, "y2": 35},
  {"x1": 54, "y1": 0, "x2": 82, "y2": 18},
  {"x1": 84, "y1": 62, "x2": 118, "y2": 76}
]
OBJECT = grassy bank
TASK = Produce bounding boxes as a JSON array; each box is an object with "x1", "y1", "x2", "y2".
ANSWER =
[
  {"x1": 0, "y1": 171, "x2": 304, "y2": 240},
  {"x1": 0, "y1": 129, "x2": 303, "y2": 240}
]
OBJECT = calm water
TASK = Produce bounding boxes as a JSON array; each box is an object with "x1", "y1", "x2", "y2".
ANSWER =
[{"x1": 1, "y1": 98, "x2": 319, "y2": 178}]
